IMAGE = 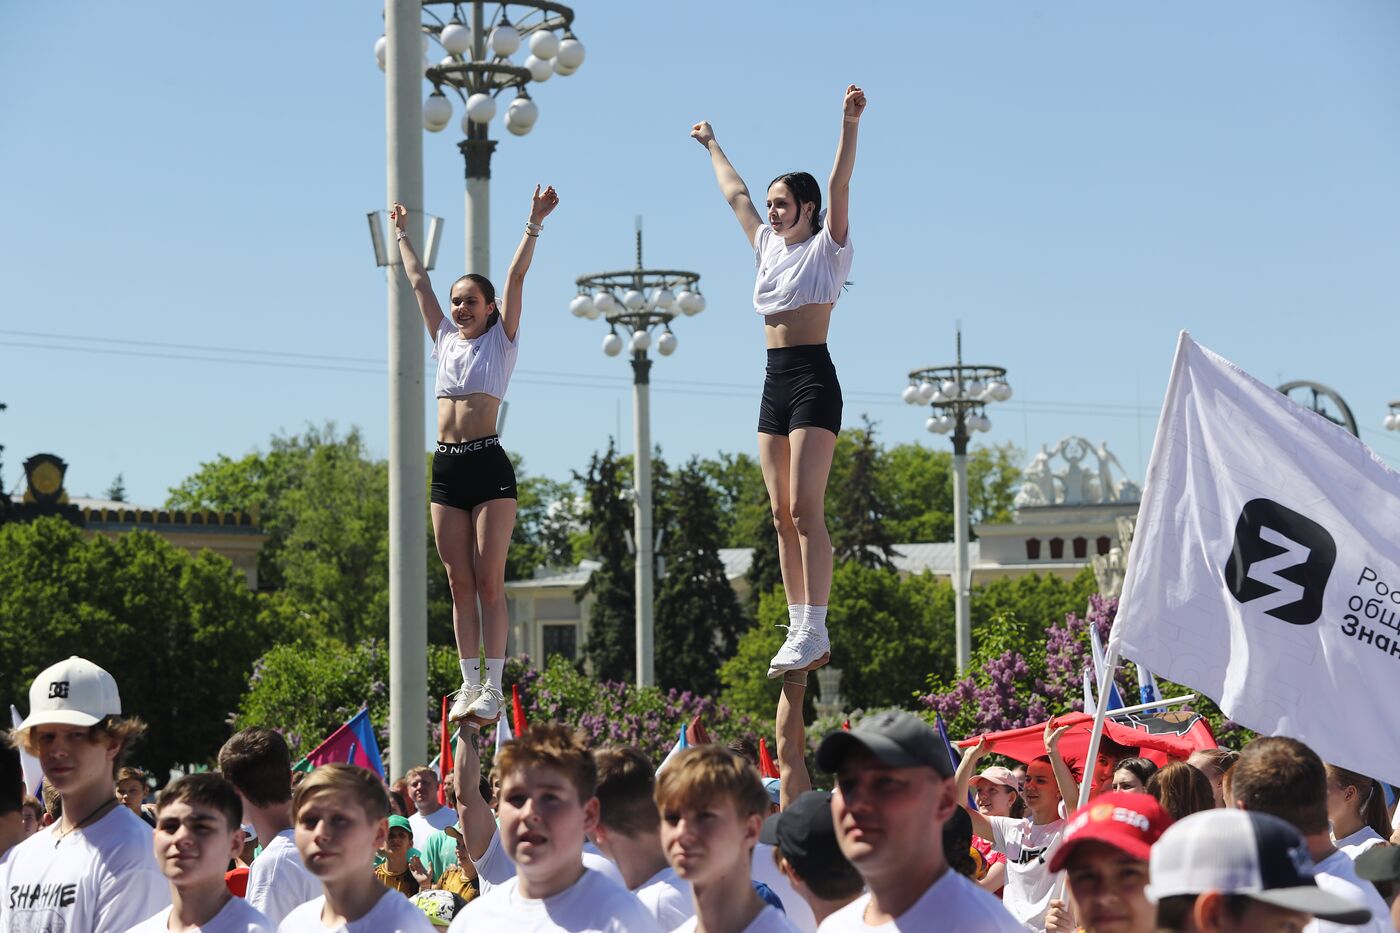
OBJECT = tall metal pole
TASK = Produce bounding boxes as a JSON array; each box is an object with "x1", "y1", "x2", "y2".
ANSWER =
[
  {"x1": 632, "y1": 353, "x2": 655, "y2": 687},
  {"x1": 951, "y1": 420, "x2": 971, "y2": 673},
  {"x1": 459, "y1": 1, "x2": 495, "y2": 277},
  {"x1": 386, "y1": 0, "x2": 428, "y2": 779}
]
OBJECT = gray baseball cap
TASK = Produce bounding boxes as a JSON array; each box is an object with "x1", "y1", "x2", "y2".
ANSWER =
[{"x1": 816, "y1": 710, "x2": 953, "y2": 777}]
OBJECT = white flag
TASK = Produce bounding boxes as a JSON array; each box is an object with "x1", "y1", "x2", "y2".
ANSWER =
[
  {"x1": 1111, "y1": 332, "x2": 1400, "y2": 785},
  {"x1": 10, "y1": 705, "x2": 42, "y2": 796}
]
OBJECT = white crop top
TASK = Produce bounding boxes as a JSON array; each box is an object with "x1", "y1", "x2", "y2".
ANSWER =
[
  {"x1": 433, "y1": 316, "x2": 519, "y2": 400},
  {"x1": 752, "y1": 213, "x2": 853, "y2": 316}
]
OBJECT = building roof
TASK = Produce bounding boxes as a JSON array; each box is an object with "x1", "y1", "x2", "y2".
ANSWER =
[{"x1": 507, "y1": 542, "x2": 986, "y2": 591}]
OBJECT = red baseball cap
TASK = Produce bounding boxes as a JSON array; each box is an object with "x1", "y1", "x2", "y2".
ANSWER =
[{"x1": 1047, "y1": 791, "x2": 1173, "y2": 872}]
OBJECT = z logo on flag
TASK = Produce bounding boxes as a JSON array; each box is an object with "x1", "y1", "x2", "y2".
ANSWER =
[{"x1": 1223, "y1": 498, "x2": 1336, "y2": 626}]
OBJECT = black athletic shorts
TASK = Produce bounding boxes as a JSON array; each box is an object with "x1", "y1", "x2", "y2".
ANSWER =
[
  {"x1": 430, "y1": 435, "x2": 517, "y2": 512},
  {"x1": 758, "y1": 344, "x2": 842, "y2": 436}
]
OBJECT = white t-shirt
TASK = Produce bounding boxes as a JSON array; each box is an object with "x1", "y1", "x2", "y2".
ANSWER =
[
  {"x1": 433, "y1": 315, "x2": 519, "y2": 400},
  {"x1": 1305, "y1": 849, "x2": 1392, "y2": 933},
  {"x1": 277, "y1": 889, "x2": 434, "y2": 933},
  {"x1": 472, "y1": 828, "x2": 624, "y2": 895},
  {"x1": 1335, "y1": 826, "x2": 1387, "y2": 859},
  {"x1": 752, "y1": 218, "x2": 853, "y2": 316},
  {"x1": 0, "y1": 803, "x2": 170, "y2": 933},
  {"x1": 634, "y1": 865, "x2": 693, "y2": 931},
  {"x1": 450, "y1": 867, "x2": 661, "y2": 933},
  {"x1": 247, "y1": 830, "x2": 320, "y2": 927},
  {"x1": 127, "y1": 897, "x2": 273, "y2": 932},
  {"x1": 409, "y1": 807, "x2": 458, "y2": 853},
  {"x1": 753, "y1": 841, "x2": 817, "y2": 933},
  {"x1": 988, "y1": 815, "x2": 1064, "y2": 931},
  {"x1": 675, "y1": 905, "x2": 798, "y2": 933},
  {"x1": 818, "y1": 868, "x2": 1022, "y2": 932}
]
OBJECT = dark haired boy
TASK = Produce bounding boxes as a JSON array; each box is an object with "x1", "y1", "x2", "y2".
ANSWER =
[
  {"x1": 0, "y1": 743, "x2": 24, "y2": 864},
  {"x1": 593, "y1": 746, "x2": 694, "y2": 929},
  {"x1": 127, "y1": 773, "x2": 272, "y2": 932},
  {"x1": 1228, "y1": 737, "x2": 1390, "y2": 933},
  {"x1": 0, "y1": 656, "x2": 170, "y2": 931},
  {"x1": 218, "y1": 726, "x2": 319, "y2": 925}
]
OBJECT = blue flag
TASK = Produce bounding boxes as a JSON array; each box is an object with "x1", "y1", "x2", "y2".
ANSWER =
[{"x1": 935, "y1": 714, "x2": 977, "y2": 810}]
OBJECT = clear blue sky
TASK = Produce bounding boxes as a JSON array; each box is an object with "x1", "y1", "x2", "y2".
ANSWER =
[{"x1": 3, "y1": 1, "x2": 1399, "y2": 507}]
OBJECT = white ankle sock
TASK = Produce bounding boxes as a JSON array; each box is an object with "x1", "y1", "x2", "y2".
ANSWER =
[
  {"x1": 460, "y1": 658, "x2": 481, "y2": 687},
  {"x1": 485, "y1": 658, "x2": 505, "y2": 690},
  {"x1": 804, "y1": 605, "x2": 828, "y2": 640},
  {"x1": 788, "y1": 604, "x2": 804, "y2": 630}
]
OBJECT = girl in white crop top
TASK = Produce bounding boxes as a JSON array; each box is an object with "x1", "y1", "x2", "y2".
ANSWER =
[
  {"x1": 690, "y1": 85, "x2": 865, "y2": 681},
  {"x1": 393, "y1": 185, "x2": 559, "y2": 728}
]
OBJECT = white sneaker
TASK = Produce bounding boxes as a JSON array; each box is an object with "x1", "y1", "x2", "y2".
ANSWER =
[
  {"x1": 767, "y1": 626, "x2": 831, "y2": 679},
  {"x1": 449, "y1": 683, "x2": 482, "y2": 722},
  {"x1": 465, "y1": 684, "x2": 505, "y2": 724}
]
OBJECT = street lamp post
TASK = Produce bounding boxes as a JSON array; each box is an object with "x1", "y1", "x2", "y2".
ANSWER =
[
  {"x1": 372, "y1": 1, "x2": 583, "y2": 777},
  {"x1": 377, "y1": 1, "x2": 586, "y2": 278},
  {"x1": 573, "y1": 221, "x2": 705, "y2": 687},
  {"x1": 902, "y1": 329, "x2": 1012, "y2": 673}
]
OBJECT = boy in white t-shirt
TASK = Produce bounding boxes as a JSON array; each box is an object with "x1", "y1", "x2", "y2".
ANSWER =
[
  {"x1": 593, "y1": 746, "x2": 694, "y2": 930},
  {"x1": 449, "y1": 723, "x2": 659, "y2": 933},
  {"x1": 0, "y1": 656, "x2": 170, "y2": 932},
  {"x1": 815, "y1": 711, "x2": 1021, "y2": 932},
  {"x1": 656, "y1": 745, "x2": 798, "y2": 933},
  {"x1": 127, "y1": 773, "x2": 272, "y2": 932},
  {"x1": 278, "y1": 763, "x2": 433, "y2": 933},
  {"x1": 218, "y1": 727, "x2": 320, "y2": 926}
]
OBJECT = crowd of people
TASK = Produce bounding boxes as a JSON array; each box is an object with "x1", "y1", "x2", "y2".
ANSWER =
[{"x1": 3, "y1": 654, "x2": 1400, "y2": 933}]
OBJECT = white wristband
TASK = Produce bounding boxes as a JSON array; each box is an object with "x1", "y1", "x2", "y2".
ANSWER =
[
  {"x1": 395, "y1": 229, "x2": 409, "y2": 241},
  {"x1": 525, "y1": 222, "x2": 543, "y2": 235}
]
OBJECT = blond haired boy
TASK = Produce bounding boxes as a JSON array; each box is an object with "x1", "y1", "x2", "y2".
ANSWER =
[
  {"x1": 655, "y1": 746, "x2": 798, "y2": 933},
  {"x1": 278, "y1": 764, "x2": 433, "y2": 933},
  {"x1": 0, "y1": 656, "x2": 169, "y2": 932}
]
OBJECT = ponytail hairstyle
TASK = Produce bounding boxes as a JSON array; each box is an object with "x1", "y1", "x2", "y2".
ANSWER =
[
  {"x1": 1326, "y1": 763, "x2": 1391, "y2": 839},
  {"x1": 452, "y1": 273, "x2": 501, "y2": 330},
  {"x1": 767, "y1": 171, "x2": 823, "y2": 235}
]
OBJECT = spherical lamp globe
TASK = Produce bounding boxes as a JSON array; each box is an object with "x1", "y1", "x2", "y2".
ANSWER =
[
  {"x1": 528, "y1": 30, "x2": 560, "y2": 59},
  {"x1": 440, "y1": 22, "x2": 472, "y2": 55}
]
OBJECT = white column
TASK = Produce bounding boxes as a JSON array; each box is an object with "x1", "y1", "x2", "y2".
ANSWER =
[
  {"x1": 952, "y1": 426, "x2": 971, "y2": 673},
  {"x1": 633, "y1": 353, "x2": 655, "y2": 687},
  {"x1": 386, "y1": 0, "x2": 427, "y2": 780},
  {"x1": 465, "y1": 175, "x2": 490, "y2": 277}
]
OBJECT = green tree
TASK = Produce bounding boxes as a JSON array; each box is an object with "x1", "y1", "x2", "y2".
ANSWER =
[
  {"x1": 0, "y1": 518, "x2": 269, "y2": 782},
  {"x1": 578, "y1": 441, "x2": 636, "y2": 681},
  {"x1": 830, "y1": 417, "x2": 897, "y2": 569},
  {"x1": 880, "y1": 442, "x2": 1022, "y2": 543},
  {"x1": 235, "y1": 638, "x2": 472, "y2": 762},
  {"x1": 654, "y1": 460, "x2": 747, "y2": 695},
  {"x1": 103, "y1": 473, "x2": 127, "y2": 502},
  {"x1": 167, "y1": 424, "x2": 389, "y2": 643}
]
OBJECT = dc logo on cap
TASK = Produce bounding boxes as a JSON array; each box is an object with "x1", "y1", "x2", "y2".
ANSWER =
[
  {"x1": 1223, "y1": 499, "x2": 1336, "y2": 626},
  {"x1": 48, "y1": 681, "x2": 70, "y2": 699}
]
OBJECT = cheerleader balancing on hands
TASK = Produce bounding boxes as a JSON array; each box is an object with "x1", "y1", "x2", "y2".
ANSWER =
[
  {"x1": 392, "y1": 184, "x2": 559, "y2": 724},
  {"x1": 691, "y1": 84, "x2": 865, "y2": 679}
]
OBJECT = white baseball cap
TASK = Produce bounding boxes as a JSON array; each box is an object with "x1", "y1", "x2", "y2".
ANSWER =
[
  {"x1": 17, "y1": 656, "x2": 122, "y2": 731},
  {"x1": 1147, "y1": 809, "x2": 1371, "y2": 925}
]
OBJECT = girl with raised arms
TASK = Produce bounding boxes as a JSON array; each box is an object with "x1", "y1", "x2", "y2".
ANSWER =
[
  {"x1": 393, "y1": 184, "x2": 559, "y2": 724},
  {"x1": 690, "y1": 85, "x2": 865, "y2": 678}
]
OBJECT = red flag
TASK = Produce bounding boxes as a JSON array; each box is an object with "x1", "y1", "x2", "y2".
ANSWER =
[
  {"x1": 511, "y1": 684, "x2": 528, "y2": 737},
  {"x1": 437, "y1": 694, "x2": 453, "y2": 806},
  {"x1": 757, "y1": 737, "x2": 780, "y2": 779},
  {"x1": 685, "y1": 714, "x2": 710, "y2": 747},
  {"x1": 958, "y1": 710, "x2": 1217, "y2": 791}
]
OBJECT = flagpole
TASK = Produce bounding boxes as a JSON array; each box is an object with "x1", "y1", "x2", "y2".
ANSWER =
[{"x1": 1078, "y1": 644, "x2": 1122, "y2": 810}]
